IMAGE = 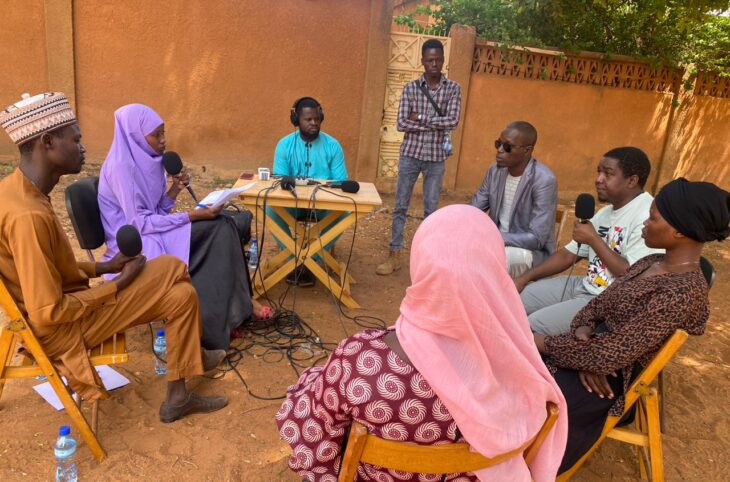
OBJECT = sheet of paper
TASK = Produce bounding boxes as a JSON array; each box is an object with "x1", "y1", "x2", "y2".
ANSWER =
[
  {"x1": 33, "y1": 365, "x2": 130, "y2": 411},
  {"x1": 196, "y1": 182, "x2": 256, "y2": 208}
]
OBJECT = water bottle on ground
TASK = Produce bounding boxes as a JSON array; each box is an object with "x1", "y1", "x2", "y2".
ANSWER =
[
  {"x1": 153, "y1": 329, "x2": 167, "y2": 375},
  {"x1": 54, "y1": 425, "x2": 77, "y2": 482},
  {"x1": 247, "y1": 236, "x2": 259, "y2": 270}
]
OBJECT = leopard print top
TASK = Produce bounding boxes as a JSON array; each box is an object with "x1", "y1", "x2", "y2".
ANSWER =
[{"x1": 544, "y1": 254, "x2": 709, "y2": 416}]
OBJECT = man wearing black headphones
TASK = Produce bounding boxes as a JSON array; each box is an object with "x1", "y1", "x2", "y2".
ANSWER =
[
  {"x1": 273, "y1": 97, "x2": 347, "y2": 181},
  {"x1": 270, "y1": 97, "x2": 348, "y2": 286}
]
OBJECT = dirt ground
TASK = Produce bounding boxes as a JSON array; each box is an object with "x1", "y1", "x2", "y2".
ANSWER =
[{"x1": 0, "y1": 161, "x2": 728, "y2": 482}]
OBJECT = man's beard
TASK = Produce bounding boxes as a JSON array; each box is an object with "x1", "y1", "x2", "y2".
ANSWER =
[{"x1": 300, "y1": 130, "x2": 319, "y2": 142}]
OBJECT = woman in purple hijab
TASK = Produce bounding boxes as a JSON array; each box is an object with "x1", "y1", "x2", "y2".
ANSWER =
[{"x1": 98, "y1": 104, "x2": 271, "y2": 349}]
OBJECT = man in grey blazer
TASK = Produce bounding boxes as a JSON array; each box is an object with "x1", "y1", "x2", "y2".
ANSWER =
[{"x1": 470, "y1": 121, "x2": 558, "y2": 277}]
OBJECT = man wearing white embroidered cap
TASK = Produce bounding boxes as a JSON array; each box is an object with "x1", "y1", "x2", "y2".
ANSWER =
[{"x1": 0, "y1": 92, "x2": 229, "y2": 423}]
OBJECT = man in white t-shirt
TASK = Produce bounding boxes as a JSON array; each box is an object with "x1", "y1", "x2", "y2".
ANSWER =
[
  {"x1": 515, "y1": 146, "x2": 663, "y2": 335},
  {"x1": 471, "y1": 121, "x2": 558, "y2": 277}
]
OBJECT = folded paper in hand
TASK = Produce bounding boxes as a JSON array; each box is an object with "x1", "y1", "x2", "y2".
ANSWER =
[{"x1": 196, "y1": 182, "x2": 256, "y2": 208}]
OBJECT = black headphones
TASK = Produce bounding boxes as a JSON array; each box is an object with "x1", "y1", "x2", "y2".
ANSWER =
[{"x1": 290, "y1": 97, "x2": 324, "y2": 127}]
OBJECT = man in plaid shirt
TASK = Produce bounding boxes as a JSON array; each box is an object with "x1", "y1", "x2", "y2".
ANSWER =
[{"x1": 377, "y1": 39, "x2": 462, "y2": 275}]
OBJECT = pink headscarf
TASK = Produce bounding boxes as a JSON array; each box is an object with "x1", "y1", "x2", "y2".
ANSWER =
[{"x1": 396, "y1": 204, "x2": 567, "y2": 482}]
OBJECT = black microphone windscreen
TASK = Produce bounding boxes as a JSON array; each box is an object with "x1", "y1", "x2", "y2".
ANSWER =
[
  {"x1": 116, "y1": 224, "x2": 142, "y2": 257},
  {"x1": 281, "y1": 176, "x2": 296, "y2": 191},
  {"x1": 341, "y1": 180, "x2": 360, "y2": 193},
  {"x1": 162, "y1": 151, "x2": 183, "y2": 176},
  {"x1": 575, "y1": 193, "x2": 596, "y2": 221}
]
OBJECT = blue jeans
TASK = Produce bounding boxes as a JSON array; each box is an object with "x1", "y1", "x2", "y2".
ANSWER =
[{"x1": 390, "y1": 156, "x2": 446, "y2": 251}]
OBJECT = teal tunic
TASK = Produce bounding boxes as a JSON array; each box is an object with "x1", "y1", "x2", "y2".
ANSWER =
[
  {"x1": 273, "y1": 131, "x2": 347, "y2": 181},
  {"x1": 268, "y1": 131, "x2": 349, "y2": 261}
]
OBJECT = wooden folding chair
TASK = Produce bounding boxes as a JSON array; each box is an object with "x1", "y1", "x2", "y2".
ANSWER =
[
  {"x1": 338, "y1": 402, "x2": 559, "y2": 481},
  {"x1": 0, "y1": 276, "x2": 127, "y2": 462},
  {"x1": 557, "y1": 330, "x2": 690, "y2": 482},
  {"x1": 656, "y1": 256, "x2": 715, "y2": 431},
  {"x1": 555, "y1": 206, "x2": 568, "y2": 244}
]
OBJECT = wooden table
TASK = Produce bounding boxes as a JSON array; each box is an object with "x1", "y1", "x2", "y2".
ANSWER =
[{"x1": 234, "y1": 178, "x2": 382, "y2": 308}]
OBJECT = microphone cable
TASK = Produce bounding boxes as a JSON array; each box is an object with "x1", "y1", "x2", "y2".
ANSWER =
[
  {"x1": 310, "y1": 185, "x2": 388, "y2": 333},
  {"x1": 209, "y1": 177, "x2": 339, "y2": 400},
  {"x1": 559, "y1": 257, "x2": 580, "y2": 302},
  {"x1": 559, "y1": 227, "x2": 589, "y2": 302}
]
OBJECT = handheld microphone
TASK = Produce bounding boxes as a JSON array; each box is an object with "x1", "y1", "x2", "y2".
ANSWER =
[
  {"x1": 323, "y1": 180, "x2": 360, "y2": 193},
  {"x1": 116, "y1": 224, "x2": 143, "y2": 257},
  {"x1": 281, "y1": 176, "x2": 297, "y2": 198},
  {"x1": 574, "y1": 193, "x2": 596, "y2": 251},
  {"x1": 575, "y1": 193, "x2": 596, "y2": 223},
  {"x1": 560, "y1": 193, "x2": 596, "y2": 301},
  {"x1": 162, "y1": 151, "x2": 199, "y2": 203}
]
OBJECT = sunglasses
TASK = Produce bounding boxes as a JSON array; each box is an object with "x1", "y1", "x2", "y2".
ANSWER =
[{"x1": 495, "y1": 139, "x2": 531, "y2": 153}]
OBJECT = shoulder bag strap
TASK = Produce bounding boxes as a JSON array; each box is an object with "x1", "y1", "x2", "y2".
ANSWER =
[{"x1": 418, "y1": 82, "x2": 445, "y2": 117}]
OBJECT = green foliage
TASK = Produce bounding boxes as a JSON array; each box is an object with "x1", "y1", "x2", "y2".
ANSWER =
[
  {"x1": 686, "y1": 14, "x2": 730, "y2": 75},
  {"x1": 395, "y1": 1, "x2": 730, "y2": 73}
]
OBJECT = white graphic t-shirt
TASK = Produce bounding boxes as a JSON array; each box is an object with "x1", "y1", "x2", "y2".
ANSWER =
[{"x1": 565, "y1": 192, "x2": 663, "y2": 295}]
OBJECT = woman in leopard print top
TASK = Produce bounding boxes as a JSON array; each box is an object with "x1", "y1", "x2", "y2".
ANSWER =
[{"x1": 533, "y1": 178, "x2": 729, "y2": 473}]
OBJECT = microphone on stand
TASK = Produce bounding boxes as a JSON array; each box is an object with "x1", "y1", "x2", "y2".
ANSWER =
[
  {"x1": 162, "y1": 151, "x2": 199, "y2": 203},
  {"x1": 323, "y1": 180, "x2": 360, "y2": 193},
  {"x1": 116, "y1": 224, "x2": 143, "y2": 257},
  {"x1": 560, "y1": 193, "x2": 596, "y2": 302},
  {"x1": 281, "y1": 176, "x2": 298, "y2": 198}
]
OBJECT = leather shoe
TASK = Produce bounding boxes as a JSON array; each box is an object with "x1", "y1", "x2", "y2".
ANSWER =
[{"x1": 159, "y1": 392, "x2": 228, "y2": 423}]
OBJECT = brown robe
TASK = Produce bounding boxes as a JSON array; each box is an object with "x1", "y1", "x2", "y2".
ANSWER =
[{"x1": 0, "y1": 169, "x2": 205, "y2": 400}]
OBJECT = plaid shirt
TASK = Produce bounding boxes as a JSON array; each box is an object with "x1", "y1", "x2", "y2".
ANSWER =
[{"x1": 397, "y1": 74, "x2": 462, "y2": 163}]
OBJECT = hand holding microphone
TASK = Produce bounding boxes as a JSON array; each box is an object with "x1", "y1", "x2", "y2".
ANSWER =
[
  {"x1": 559, "y1": 193, "x2": 596, "y2": 302},
  {"x1": 163, "y1": 151, "x2": 199, "y2": 203},
  {"x1": 572, "y1": 193, "x2": 597, "y2": 250},
  {"x1": 169, "y1": 168, "x2": 191, "y2": 196},
  {"x1": 111, "y1": 225, "x2": 146, "y2": 291}
]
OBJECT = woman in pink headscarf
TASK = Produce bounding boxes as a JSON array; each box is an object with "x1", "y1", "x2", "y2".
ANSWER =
[
  {"x1": 276, "y1": 204, "x2": 567, "y2": 482},
  {"x1": 98, "y1": 104, "x2": 271, "y2": 350}
]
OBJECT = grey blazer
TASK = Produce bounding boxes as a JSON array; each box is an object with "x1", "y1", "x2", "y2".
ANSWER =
[{"x1": 470, "y1": 158, "x2": 558, "y2": 266}]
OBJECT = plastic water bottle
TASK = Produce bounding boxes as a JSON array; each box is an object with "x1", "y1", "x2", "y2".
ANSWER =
[
  {"x1": 247, "y1": 237, "x2": 259, "y2": 270},
  {"x1": 443, "y1": 132, "x2": 453, "y2": 156},
  {"x1": 153, "y1": 329, "x2": 167, "y2": 375},
  {"x1": 54, "y1": 425, "x2": 77, "y2": 482}
]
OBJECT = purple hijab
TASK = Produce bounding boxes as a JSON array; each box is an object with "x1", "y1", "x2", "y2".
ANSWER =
[{"x1": 98, "y1": 104, "x2": 191, "y2": 269}]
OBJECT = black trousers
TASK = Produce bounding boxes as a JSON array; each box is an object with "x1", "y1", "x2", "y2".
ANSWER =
[
  {"x1": 554, "y1": 367, "x2": 624, "y2": 474},
  {"x1": 189, "y1": 211, "x2": 254, "y2": 349}
]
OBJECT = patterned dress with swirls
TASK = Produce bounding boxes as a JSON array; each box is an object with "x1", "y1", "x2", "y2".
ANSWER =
[{"x1": 276, "y1": 329, "x2": 477, "y2": 482}]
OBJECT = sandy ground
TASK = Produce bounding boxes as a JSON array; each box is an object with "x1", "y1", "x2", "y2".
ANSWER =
[{"x1": 0, "y1": 161, "x2": 728, "y2": 482}]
